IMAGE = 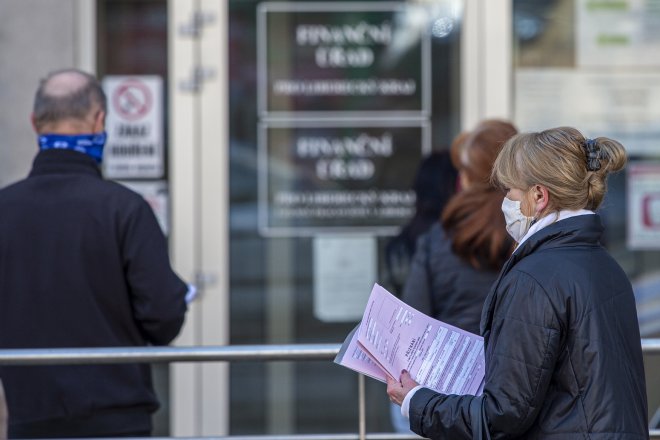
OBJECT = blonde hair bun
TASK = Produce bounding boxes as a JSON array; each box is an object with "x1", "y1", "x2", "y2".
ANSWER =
[{"x1": 491, "y1": 127, "x2": 626, "y2": 211}]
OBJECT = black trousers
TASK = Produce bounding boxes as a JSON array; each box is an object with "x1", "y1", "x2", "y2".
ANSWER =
[{"x1": 9, "y1": 411, "x2": 152, "y2": 439}]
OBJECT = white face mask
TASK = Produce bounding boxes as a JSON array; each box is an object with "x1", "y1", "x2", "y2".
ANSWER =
[{"x1": 501, "y1": 197, "x2": 535, "y2": 242}]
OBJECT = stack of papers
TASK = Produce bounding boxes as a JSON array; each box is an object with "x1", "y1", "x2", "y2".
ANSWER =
[{"x1": 335, "y1": 283, "x2": 485, "y2": 396}]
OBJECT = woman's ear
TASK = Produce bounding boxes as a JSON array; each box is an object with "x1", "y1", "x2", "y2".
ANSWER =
[{"x1": 532, "y1": 184, "x2": 549, "y2": 216}]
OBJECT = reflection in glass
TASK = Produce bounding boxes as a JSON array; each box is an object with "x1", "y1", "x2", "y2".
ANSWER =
[{"x1": 230, "y1": 0, "x2": 462, "y2": 434}]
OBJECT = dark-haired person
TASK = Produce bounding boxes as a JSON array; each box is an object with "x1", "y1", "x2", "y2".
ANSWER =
[
  {"x1": 388, "y1": 127, "x2": 648, "y2": 439},
  {"x1": 0, "y1": 69, "x2": 190, "y2": 438},
  {"x1": 383, "y1": 150, "x2": 458, "y2": 299},
  {"x1": 401, "y1": 119, "x2": 517, "y2": 335}
]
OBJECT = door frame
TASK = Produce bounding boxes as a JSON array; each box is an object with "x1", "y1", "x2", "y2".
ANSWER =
[{"x1": 169, "y1": 0, "x2": 230, "y2": 435}]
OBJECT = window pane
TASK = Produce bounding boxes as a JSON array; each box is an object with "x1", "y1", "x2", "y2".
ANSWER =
[{"x1": 512, "y1": 0, "x2": 660, "y2": 425}]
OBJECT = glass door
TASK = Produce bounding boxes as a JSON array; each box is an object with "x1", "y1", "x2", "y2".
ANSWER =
[{"x1": 228, "y1": 0, "x2": 463, "y2": 434}]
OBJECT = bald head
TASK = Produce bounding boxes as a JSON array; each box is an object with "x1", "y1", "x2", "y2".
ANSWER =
[{"x1": 32, "y1": 69, "x2": 107, "y2": 133}]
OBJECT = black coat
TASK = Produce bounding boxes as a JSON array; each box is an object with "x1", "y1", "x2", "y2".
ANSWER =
[
  {"x1": 402, "y1": 223, "x2": 500, "y2": 334},
  {"x1": 0, "y1": 150, "x2": 188, "y2": 436},
  {"x1": 410, "y1": 215, "x2": 648, "y2": 439}
]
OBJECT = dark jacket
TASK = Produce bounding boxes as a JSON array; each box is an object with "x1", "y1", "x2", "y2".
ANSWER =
[
  {"x1": 410, "y1": 215, "x2": 648, "y2": 439},
  {"x1": 402, "y1": 223, "x2": 500, "y2": 334},
  {"x1": 0, "y1": 150, "x2": 188, "y2": 436}
]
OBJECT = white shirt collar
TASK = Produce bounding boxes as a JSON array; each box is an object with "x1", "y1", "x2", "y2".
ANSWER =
[{"x1": 516, "y1": 209, "x2": 595, "y2": 249}]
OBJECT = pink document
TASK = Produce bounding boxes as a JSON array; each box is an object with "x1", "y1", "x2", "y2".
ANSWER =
[{"x1": 335, "y1": 283, "x2": 485, "y2": 396}]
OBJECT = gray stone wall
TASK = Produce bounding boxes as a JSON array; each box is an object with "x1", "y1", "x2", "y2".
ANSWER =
[{"x1": 0, "y1": 0, "x2": 76, "y2": 188}]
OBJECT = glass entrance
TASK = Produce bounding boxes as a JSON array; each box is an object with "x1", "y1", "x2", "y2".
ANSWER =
[{"x1": 228, "y1": 0, "x2": 463, "y2": 434}]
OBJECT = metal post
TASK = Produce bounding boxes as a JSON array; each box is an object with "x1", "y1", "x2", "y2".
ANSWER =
[
  {"x1": 358, "y1": 374, "x2": 366, "y2": 440},
  {"x1": 0, "y1": 379, "x2": 7, "y2": 440}
]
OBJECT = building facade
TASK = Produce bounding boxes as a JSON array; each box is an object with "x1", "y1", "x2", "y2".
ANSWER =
[{"x1": 1, "y1": 0, "x2": 659, "y2": 436}]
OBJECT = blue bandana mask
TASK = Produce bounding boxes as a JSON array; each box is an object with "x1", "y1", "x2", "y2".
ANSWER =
[{"x1": 38, "y1": 132, "x2": 107, "y2": 164}]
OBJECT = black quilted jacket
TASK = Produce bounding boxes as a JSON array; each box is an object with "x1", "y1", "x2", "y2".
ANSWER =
[
  {"x1": 402, "y1": 222, "x2": 501, "y2": 335},
  {"x1": 410, "y1": 214, "x2": 648, "y2": 439}
]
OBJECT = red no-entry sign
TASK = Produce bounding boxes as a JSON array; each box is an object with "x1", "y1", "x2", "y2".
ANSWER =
[{"x1": 112, "y1": 79, "x2": 153, "y2": 121}]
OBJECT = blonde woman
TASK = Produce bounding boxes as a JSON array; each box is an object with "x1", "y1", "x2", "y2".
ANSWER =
[{"x1": 387, "y1": 127, "x2": 648, "y2": 439}]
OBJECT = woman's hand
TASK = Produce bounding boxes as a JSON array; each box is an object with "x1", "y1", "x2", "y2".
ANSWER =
[{"x1": 386, "y1": 370, "x2": 419, "y2": 406}]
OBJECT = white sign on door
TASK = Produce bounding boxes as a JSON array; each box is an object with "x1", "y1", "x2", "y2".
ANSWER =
[
  {"x1": 313, "y1": 235, "x2": 376, "y2": 322},
  {"x1": 627, "y1": 162, "x2": 660, "y2": 250},
  {"x1": 102, "y1": 76, "x2": 164, "y2": 179}
]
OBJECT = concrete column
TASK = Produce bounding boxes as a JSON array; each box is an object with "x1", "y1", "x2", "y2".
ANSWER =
[{"x1": 0, "y1": 0, "x2": 82, "y2": 188}]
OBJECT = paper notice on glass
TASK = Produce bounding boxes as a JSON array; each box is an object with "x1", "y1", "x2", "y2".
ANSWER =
[
  {"x1": 514, "y1": 68, "x2": 660, "y2": 155},
  {"x1": 576, "y1": 0, "x2": 660, "y2": 68},
  {"x1": 335, "y1": 284, "x2": 485, "y2": 396},
  {"x1": 627, "y1": 162, "x2": 660, "y2": 250}
]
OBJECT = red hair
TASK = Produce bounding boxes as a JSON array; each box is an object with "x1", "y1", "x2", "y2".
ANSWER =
[{"x1": 442, "y1": 120, "x2": 517, "y2": 270}]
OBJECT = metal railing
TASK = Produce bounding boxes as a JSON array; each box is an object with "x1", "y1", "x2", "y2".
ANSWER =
[
  {"x1": 0, "y1": 344, "x2": 341, "y2": 365},
  {"x1": 1, "y1": 338, "x2": 659, "y2": 364},
  {"x1": 0, "y1": 339, "x2": 659, "y2": 439}
]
